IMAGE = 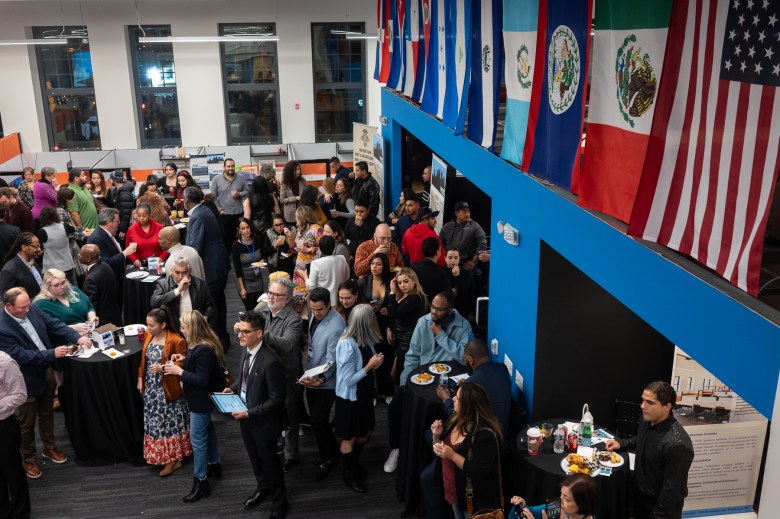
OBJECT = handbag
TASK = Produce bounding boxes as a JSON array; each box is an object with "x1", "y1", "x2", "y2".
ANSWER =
[{"x1": 465, "y1": 428, "x2": 504, "y2": 519}]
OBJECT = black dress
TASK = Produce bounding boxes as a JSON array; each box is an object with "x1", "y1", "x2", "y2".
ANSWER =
[
  {"x1": 335, "y1": 344, "x2": 376, "y2": 439},
  {"x1": 388, "y1": 293, "x2": 427, "y2": 384}
]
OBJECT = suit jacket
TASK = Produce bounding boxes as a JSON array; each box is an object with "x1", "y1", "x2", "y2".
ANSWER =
[
  {"x1": 230, "y1": 344, "x2": 286, "y2": 439},
  {"x1": 0, "y1": 255, "x2": 42, "y2": 299},
  {"x1": 138, "y1": 330, "x2": 187, "y2": 402},
  {"x1": 82, "y1": 261, "x2": 122, "y2": 326},
  {"x1": 180, "y1": 344, "x2": 220, "y2": 413},
  {"x1": 150, "y1": 275, "x2": 216, "y2": 329},
  {"x1": 306, "y1": 308, "x2": 345, "y2": 390},
  {"x1": 0, "y1": 305, "x2": 81, "y2": 396},
  {"x1": 0, "y1": 221, "x2": 20, "y2": 264},
  {"x1": 86, "y1": 226, "x2": 126, "y2": 293},
  {"x1": 185, "y1": 204, "x2": 228, "y2": 285}
]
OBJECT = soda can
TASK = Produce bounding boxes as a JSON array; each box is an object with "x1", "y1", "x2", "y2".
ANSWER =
[{"x1": 566, "y1": 431, "x2": 579, "y2": 452}]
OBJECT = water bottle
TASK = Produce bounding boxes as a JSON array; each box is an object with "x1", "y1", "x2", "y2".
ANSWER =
[
  {"x1": 553, "y1": 425, "x2": 565, "y2": 454},
  {"x1": 581, "y1": 419, "x2": 592, "y2": 448}
]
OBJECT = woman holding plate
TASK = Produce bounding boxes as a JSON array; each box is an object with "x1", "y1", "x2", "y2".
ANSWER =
[{"x1": 232, "y1": 217, "x2": 268, "y2": 310}]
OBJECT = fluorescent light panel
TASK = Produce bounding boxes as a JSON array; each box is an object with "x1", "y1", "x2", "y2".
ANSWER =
[
  {"x1": 346, "y1": 34, "x2": 378, "y2": 40},
  {"x1": 139, "y1": 35, "x2": 278, "y2": 43},
  {"x1": 0, "y1": 39, "x2": 70, "y2": 46}
]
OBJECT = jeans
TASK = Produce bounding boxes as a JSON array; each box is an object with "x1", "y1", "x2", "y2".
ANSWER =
[{"x1": 190, "y1": 411, "x2": 220, "y2": 481}]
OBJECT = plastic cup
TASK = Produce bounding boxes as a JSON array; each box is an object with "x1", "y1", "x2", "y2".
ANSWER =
[{"x1": 527, "y1": 429, "x2": 542, "y2": 456}]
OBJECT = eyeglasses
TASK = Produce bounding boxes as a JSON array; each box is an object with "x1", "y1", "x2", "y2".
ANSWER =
[
  {"x1": 431, "y1": 305, "x2": 452, "y2": 312},
  {"x1": 273, "y1": 223, "x2": 285, "y2": 227},
  {"x1": 267, "y1": 291, "x2": 288, "y2": 298},
  {"x1": 25, "y1": 243, "x2": 41, "y2": 249},
  {"x1": 236, "y1": 329, "x2": 259, "y2": 336},
  {"x1": 50, "y1": 281, "x2": 68, "y2": 288}
]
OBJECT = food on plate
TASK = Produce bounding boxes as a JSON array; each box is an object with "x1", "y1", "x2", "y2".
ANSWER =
[
  {"x1": 598, "y1": 451, "x2": 621, "y2": 464},
  {"x1": 417, "y1": 373, "x2": 433, "y2": 382},
  {"x1": 565, "y1": 453, "x2": 598, "y2": 473},
  {"x1": 433, "y1": 363, "x2": 447, "y2": 372},
  {"x1": 566, "y1": 454, "x2": 588, "y2": 469}
]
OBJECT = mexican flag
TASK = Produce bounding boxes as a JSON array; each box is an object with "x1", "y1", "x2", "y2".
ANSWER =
[{"x1": 577, "y1": 0, "x2": 672, "y2": 223}]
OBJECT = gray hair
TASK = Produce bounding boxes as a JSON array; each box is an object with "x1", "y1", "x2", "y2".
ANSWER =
[
  {"x1": 98, "y1": 207, "x2": 119, "y2": 225},
  {"x1": 172, "y1": 257, "x2": 192, "y2": 270},
  {"x1": 259, "y1": 163, "x2": 277, "y2": 182},
  {"x1": 40, "y1": 166, "x2": 57, "y2": 179},
  {"x1": 341, "y1": 304, "x2": 380, "y2": 347},
  {"x1": 270, "y1": 278, "x2": 295, "y2": 296}
]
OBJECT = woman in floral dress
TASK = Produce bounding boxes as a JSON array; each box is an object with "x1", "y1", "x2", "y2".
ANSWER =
[
  {"x1": 287, "y1": 205, "x2": 323, "y2": 311},
  {"x1": 137, "y1": 306, "x2": 192, "y2": 476}
]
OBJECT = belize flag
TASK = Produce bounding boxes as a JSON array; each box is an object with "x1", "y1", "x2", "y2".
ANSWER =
[
  {"x1": 420, "y1": 0, "x2": 449, "y2": 119},
  {"x1": 499, "y1": 0, "x2": 538, "y2": 165},
  {"x1": 442, "y1": 0, "x2": 472, "y2": 134},
  {"x1": 386, "y1": 0, "x2": 406, "y2": 91},
  {"x1": 466, "y1": 0, "x2": 503, "y2": 150},
  {"x1": 374, "y1": 0, "x2": 392, "y2": 83},
  {"x1": 522, "y1": 0, "x2": 592, "y2": 190},
  {"x1": 402, "y1": 0, "x2": 420, "y2": 97}
]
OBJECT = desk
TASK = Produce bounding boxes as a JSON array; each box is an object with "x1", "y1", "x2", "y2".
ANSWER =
[
  {"x1": 123, "y1": 268, "x2": 159, "y2": 325},
  {"x1": 516, "y1": 419, "x2": 629, "y2": 519},
  {"x1": 396, "y1": 361, "x2": 467, "y2": 517},
  {"x1": 60, "y1": 337, "x2": 144, "y2": 466}
]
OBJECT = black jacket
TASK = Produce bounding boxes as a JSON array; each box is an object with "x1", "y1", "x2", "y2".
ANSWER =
[
  {"x1": 411, "y1": 259, "x2": 451, "y2": 303},
  {"x1": 351, "y1": 175, "x2": 380, "y2": 217},
  {"x1": 82, "y1": 261, "x2": 122, "y2": 326},
  {"x1": 344, "y1": 215, "x2": 380, "y2": 257},
  {"x1": 109, "y1": 183, "x2": 136, "y2": 234},
  {"x1": 86, "y1": 226, "x2": 127, "y2": 295},
  {"x1": 0, "y1": 221, "x2": 20, "y2": 266},
  {"x1": 181, "y1": 344, "x2": 221, "y2": 413},
  {"x1": 0, "y1": 255, "x2": 42, "y2": 299},
  {"x1": 150, "y1": 275, "x2": 216, "y2": 330},
  {"x1": 230, "y1": 345, "x2": 287, "y2": 439}
]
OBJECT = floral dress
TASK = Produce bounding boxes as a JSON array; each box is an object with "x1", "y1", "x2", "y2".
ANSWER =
[
  {"x1": 142, "y1": 343, "x2": 192, "y2": 465},
  {"x1": 291, "y1": 224, "x2": 323, "y2": 310}
]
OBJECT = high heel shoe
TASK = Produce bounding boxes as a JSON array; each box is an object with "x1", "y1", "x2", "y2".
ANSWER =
[{"x1": 183, "y1": 477, "x2": 211, "y2": 503}]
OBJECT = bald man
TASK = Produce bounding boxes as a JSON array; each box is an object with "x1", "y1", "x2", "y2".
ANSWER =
[
  {"x1": 79, "y1": 244, "x2": 122, "y2": 326},
  {"x1": 158, "y1": 226, "x2": 205, "y2": 280},
  {"x1": 353, "y1": 223, "x2": 404, "y2": 278}
]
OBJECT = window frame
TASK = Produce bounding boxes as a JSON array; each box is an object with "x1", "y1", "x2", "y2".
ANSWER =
[
  {"x1": 218, "y1": 23, "x2": 282, "y2": 145},
  {"x1": 310, "y1": 22, "x2": 367, "y2": 143}
]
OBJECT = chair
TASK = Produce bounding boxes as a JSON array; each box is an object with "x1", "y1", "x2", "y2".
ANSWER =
[{"x1": 614, "y1": 399, "x2": 642, "y2": 438}]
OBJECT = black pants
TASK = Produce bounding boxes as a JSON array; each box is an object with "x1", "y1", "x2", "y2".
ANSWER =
[
  {"x1": 306, "y1": 388, "x2": 338, "y2": 463},
  {"x1": 387, "y1": 387, "x2": 405, "y2": 449},
  {"x1": 240, "y1": 424, "x2": 286, "y2": 508},
  {"x1": 220, "y1": 213, "x2": 241, "y2": 255},
  {"x1": 633, "y1": 490, "x2": 683, "y2": 519},
  {"x1": 208, "y1": 275, "x2": 230, "y2": 350},
  {"x1": 0, "y1": 415, "x2": 30, "y2": 519}
]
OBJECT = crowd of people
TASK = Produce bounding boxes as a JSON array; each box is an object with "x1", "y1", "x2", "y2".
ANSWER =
[{"x1": 0, "y1": 160, "x2": 693, "y2": 519}]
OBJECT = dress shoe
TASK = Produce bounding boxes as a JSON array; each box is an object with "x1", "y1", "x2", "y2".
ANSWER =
[
  {"x1": 183, "y1": 477, "x2": 211, "y2": 503},
  {"x1": 159, "y1": 460, "x2": 182, "y2": 477},
  {"x1": 207, "y1": 462, "x2": 222, "y2": 479},
  {"x1": 244, "y1": 489, "x2": 270, "y2": 509},
  {"x1": 269, "y1": 499, "x2": 289, "y2": 519},
  {"x1": 42, "y1": 449, "x2": 67, "y2": 464},
  {"x1": 283, "y1": 458, "x2": 299, "y2": 473},
  {"x1": 24, "y1": 462, "x2": 42, "y2": 479},
  {"x1": 313, "y1": 458, "x2": 336, "y2": 481}
]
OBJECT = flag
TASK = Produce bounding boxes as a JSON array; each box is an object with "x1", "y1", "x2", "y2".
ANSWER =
[
  {"x1": 420, "y1": 0, "x2": 449, "y2": 119},
  {"x1": 628, "y1": 0, "x2": 780, "y2": 295},
  {"x1": 415, "y1": 0, "x2": 432, "y2": 101},
  {"x1": 442, "y1": 0, "x2": 472, "y2": 133},
  {"x1": 375, "y1": 0, "x2": 392, "y2": 83},
  {"x1": 386, "y1": 0, "x2": 406, "y2": 91},
  {"x1": 402, "y1": 0, "x2": 420, "y2": 97},
  {"x1": 466, "y1": 0, "x2": 503, "y2": 150},
  {"x1": 578, "y1": 0, "x2": 672, "y2": 223},
  {"x1": 499, "y1": 0, "x2": 539, "y2": 165},
  {"x1": 522, "y1": 0, "x2": 593, "y2": 190}
]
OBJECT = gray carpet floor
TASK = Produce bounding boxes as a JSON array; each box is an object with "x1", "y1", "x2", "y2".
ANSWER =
[{"x1": 28, "y1": 272, "x2": 404, "y2": 518}]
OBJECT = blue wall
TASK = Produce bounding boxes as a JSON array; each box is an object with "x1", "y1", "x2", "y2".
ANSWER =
[{"x1": 382, "y1": 89, "x2": 780, "y2": 419}]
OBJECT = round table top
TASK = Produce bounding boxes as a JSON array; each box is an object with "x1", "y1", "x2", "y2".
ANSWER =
[
  {"x1": 405, "y1": 361, "x2": 468, "y2": 402},
  {"x1": 65, "y1": 335, "x2": 142, "y2": 364}
]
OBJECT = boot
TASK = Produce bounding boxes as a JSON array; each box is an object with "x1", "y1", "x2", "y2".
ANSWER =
[
  {"x1": 353, "y1": 442, "x2": 367, "y2": 481},
  {"x1": 341, "y1": 452, "x2": 366, "y2": 493},
  {"x1": 207, "y1": 462, "x2": 222, "y2": 479},
  {"x1": 183, "y1": 477, "x2": 211, "y2": 503}
]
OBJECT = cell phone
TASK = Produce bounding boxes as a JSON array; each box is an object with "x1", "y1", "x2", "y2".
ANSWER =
[{"x1": 545, "y1": 499, "x2": 561, "y2": 519}]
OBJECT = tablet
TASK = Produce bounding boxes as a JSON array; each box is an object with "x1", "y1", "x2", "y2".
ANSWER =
[{"x1": 210, "y1": 393, "x2": 248, "y2": 413}]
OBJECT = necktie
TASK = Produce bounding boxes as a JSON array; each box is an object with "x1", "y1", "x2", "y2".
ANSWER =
[{"x1": 241, "y1": 352, "x2": 250, "y2": 400}]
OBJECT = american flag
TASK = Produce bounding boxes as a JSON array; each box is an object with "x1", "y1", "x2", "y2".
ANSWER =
[{"x1": 628, "y1": 0, "x2": 780, "y2": 295}]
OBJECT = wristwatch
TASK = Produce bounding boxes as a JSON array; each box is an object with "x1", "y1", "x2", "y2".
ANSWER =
[{"x1": 318, "y1": 374, "x2": 326, "y2": 384}]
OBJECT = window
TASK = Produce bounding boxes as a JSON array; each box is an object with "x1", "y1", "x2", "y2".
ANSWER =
[
  {"x1": 219, "y1": 24, "x2": 281, "y2": 144},
  {"x1": 311, "y1": 23, "x2": 366, "y2": 142},
  {"x1": 33, "y1": 27, "x2": 101, "y2": 150},
  {"x1": 129, "y1": 25, "x2": 181, "y2": 148}
]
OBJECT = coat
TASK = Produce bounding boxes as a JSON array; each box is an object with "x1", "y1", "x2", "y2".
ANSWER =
[
  {"x1": 86, "y1": 226, "x2": 127, "y2": 293},
  {"x1": 230, "y1": 344, "x2": 287, "y2": 439},
  {"x1": 180, "y1": 344, "x2": 221, "y2": 413},
  {"x1": 138, "y1": 330, "x2": 187, "y2": 402},
  {"x1": 82, "y1": 261, "x2": 122, "y2": 326},
  {"x1": 149, "y1": 275, "x2": 216, "y2": 330},
  {"x1": 0, "y1": 255, "x2": 42, "y2": 299},
  {"x1": 185, "y1": 204, "x2": 228, "y2": 286},
  {"x1": 279, "y1": 177, "x2": 307, "y2": 223},
  {"x1": 306, "y1": 308, "x2": 345, "y2": 390}
]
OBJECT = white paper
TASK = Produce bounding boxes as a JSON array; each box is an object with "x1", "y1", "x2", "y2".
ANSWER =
[
  {"x1": 174, "y1": 223, "x2": 187, "y2": 229},
  {"x1": 76, "y1": 347, "x2": 99, "y2": 358},
  {"x1": 142, "y1": 275, "x2": 161, "y2": 283},
  {"x1": 450, "y1": 373, "x2": 470, "y2": 384},
  {"x1": 124, "y1": 324, "x2": 145, "y2": 335},
  {"x1": 102, "y1": 348, "x2": 126, "y2": 359},
  {"x1": 298, "y1": 361, "x2": 334, "y2": 382}
]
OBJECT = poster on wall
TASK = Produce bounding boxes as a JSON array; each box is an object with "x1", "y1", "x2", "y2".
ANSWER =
[
  {"x1": 189, "y1": 154, "x2": 225, "y2": 192},
  {"x1": 672, "y1": 347, "x2": 767, "y2": 517},
  {"x1": 430, "y1": 154, "x2": 448, "y2": 233},
  {"x1": 353, "y1": 123, "x2": 382, "y2": 217},
  {"x1": 372, "y1": 133, "x2": 385, "y2": 218}
]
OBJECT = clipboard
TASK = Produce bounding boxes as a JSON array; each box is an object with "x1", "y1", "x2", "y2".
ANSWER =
[{"x1": 209, "y1": 393, "x2": 248, "y2": 413}]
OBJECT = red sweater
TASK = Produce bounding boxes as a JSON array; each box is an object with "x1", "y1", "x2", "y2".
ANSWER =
[
  {"x1": 126, "y1": 219, "x2": 169, "y2": 263},
  {"x1": 402, "y1": 223, "x2": 446, "y2": 266}
]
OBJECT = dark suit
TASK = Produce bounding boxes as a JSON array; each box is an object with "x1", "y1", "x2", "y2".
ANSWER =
[
  {"x1": 411, "y1": 259, "x2": 451, "y2": 303},
  {"x1": 81, "y1": 261, "x2": 122, "y2": 326},
  {"x1": 231, "y1": 344, "x2": 287, "y2": 508},
  {"x1": 86, "y1": 226, "x2": 126, "y2": 305},
  {"x1": 0, "y1": 221, "x2": 20, "y2": 265},
  {"x1": 150, "y1": 275, "x2": 216, "y2": 330},
  {"x1": 0, "y1": 255, "x2": 42, "y2": 299}
]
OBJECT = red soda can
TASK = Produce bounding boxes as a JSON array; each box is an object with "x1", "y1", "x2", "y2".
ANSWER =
[
  {"x1": 138, "y1": 327, "x2": 146, "y2": 341},
  {"x1": 566, "y1": 431, "x2": 579, "y2": 452}
]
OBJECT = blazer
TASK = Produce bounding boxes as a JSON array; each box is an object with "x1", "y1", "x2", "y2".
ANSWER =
[
  {"x1": 0, "y1": 255, "x2": 42, "y2": 299},
  {"x1": 230, "y1": 344, "x2": 287, "y2": 439},
  {"x1": 0, "y1": 304, "x2": 81, "y2": 396},
  {"x1": 306, "y1": 308, "x2": 345, "y2": 390},
  {"x1": 180, "y1": 344, "x2": 220, "y2": 413},
  {"x1": 81, "y1": 261, "x2": 122, "y2": 325},
  {"x1": 149, "y1": 275, "x2": 216, "y2": 330},
  {"x1": 0, "y1": 221, "x2": 20, "y2": 264},
  {"x1": 138, "y1": 330, "x2": 187, "y2": 402},
  {"x1": 335, "y1": 337, "x2": 375, "y2": 401},
  {"x1": 185, "y1": 204, "x2": 228, "y2": 285},
  {"x1": 278, "y1": 177, "x2": 307, "y2": 223},
  {"x1": 306, "y1": 255, "x2": 350, "y2": 306},
  {"x1": 86, "y1": 226, "x2": 126, "y2": 291}
]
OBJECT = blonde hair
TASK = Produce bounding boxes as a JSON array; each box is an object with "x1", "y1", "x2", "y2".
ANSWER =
[
  {"x1": 395, "y1": 268, "x2": 428, "y2": 309},
  {"x1": 180, "y1": 310, "x2": 224, "y2": 364},
  {"x1": 36, "y1": 269, "x2": 80, "y2": 303},
  {"x1": 322, "y1": 177, "x2": 335, "y2": 195},
  {"x1": 295, "y1": 205, "x2": 318, "y2": 231}
]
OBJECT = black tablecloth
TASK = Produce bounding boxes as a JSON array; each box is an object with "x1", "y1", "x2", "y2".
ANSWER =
[
  {"x1": 516, "y1": 419, "x2": 629, "y2": 519},
  {"x1": 60, "y1": 336, "x2": 144, "y2": 466},
  {"x1": 123, "y1": 268, "x2": 159, "y2": 325},
  {"x1": 171, "y1": 220, "x2": 188, "y2": 245},
  {"x1": 396, "y1": 361, "x2": 467, "y2": 517}
]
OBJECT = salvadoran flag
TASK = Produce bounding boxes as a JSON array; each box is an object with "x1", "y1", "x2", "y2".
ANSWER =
[
  {"x1": 466, "y1": 0, "x2": 503, "y2": 150},
  {"x1": 499, "y1": 0, "x2": 538, "y2": 165},
  {"x1": 386, "y1": 0, "x2": 406, "y2": 91},
  {"x1": 420, "y1": 0, "x2": 449, "y2": 119},
  {"x1": 442, "y1": 0, "x2": 472, "y2": 134},
  {"x1": 402, "y1": 0, "x2": 420, "y2": 97},
  {"x1": 374, "y1": 0, "x2": 392, "y2": 83}
]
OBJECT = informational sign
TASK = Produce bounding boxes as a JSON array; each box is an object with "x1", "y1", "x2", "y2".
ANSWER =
[
  {"x1": 189, "y1": 153, "x2": 225, "y2": 192},
  {"x1": 372, "y1": 133, "x2": 385, "y2": 219},
  {"x1": 430, "y1": 153, "x2": 448, "y2": 233},
  {"x1": 353, "y1": 123, "x2": 382, "y2": 216}
]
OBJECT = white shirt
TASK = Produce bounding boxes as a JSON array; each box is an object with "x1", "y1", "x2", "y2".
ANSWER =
[
  {"x1": 241, "y1": 341, "x2": 262, "y2": 401},
  {"x1": 164, "y1": 243, "x2": 205, "y2": 280}
]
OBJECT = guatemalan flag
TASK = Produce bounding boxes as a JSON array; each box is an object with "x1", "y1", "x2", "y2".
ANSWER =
[
  {"x1": 499, "y1": 0, "x2": 539, "y2": 165},
  {"x1": 466, "y1": 0, "x2": 503, "y2": 150},
  {"x1": 442, "y1": 0, "x2": 472, "y2": 133},
  {"x1": 374, "y1": 0, "x2": 392, "y2": 83},
  {"x1": 386, "y1": 0, "x2": 406, "y2": 91},
  {"x1": 420, "y1": 0, "x2": 449, "y2": 119},
  {"x1": 522, "y1": 0, "x2": 592, "y2": 190}
]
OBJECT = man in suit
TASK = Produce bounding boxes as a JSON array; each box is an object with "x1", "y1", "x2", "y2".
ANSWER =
[
  {"x1": 86, "y1": 208, "x2": 136, "y2": 307},
  {"x1": 183, "y1": 187, "x2": 230, "y2": 351},
  {"x1": 0, "y1": 287, "x2": 91, "y2": 479},
  {"x1": 78, "y1": 244, "x2": 122, "y2": 326},
  {"x1": 0, "y1": 202, "x2": 20, "y2": 264},
  {"x1": 227, "y1": 310, "x2": 288, "y2": 518},
  {"x1": 150, "y1": 257, "x2": 216, "y2": 331},
  {"x1": 0, "y1": 233, "x2": 43, "y2": 298}
]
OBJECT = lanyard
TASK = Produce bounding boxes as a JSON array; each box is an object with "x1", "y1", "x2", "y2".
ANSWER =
[{"x1": 243, "y1": 239, "x2": 256, "y2": 261}]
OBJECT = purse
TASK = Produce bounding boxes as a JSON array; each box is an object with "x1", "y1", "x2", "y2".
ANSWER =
[{"x1": 465, "y1": 428, "x2": 504, "y2": 519}]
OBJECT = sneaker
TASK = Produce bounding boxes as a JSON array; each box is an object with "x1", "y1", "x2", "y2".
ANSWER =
[
  {"x1": 24, "y1": 462, "x2": 42, "y2": 479},
  {"x1": 383, "y1": 449, "x2": 399, "y2": 473},
  {"x1": 385, "y1": 396, "x2": 393, "y2": 405},
  {"x1": 41, "y1": 449, "x2": 68, "y2": 464}
]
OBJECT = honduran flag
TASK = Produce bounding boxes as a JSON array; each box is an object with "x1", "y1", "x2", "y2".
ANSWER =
[
  {"x1": 499, "y1": 0, "x2": 538, "y2": 165},
  {"x1": 420, "y1": 0, "x2": 449, "y2": 119},
  {"x1": 442, "y1": 0, "x2": 472, "y2": 134},
  {"x1": 578, "y1": 0, "x2": 672, "y2": 223},
  {"x1": 402, "y1": 0, "x2": 421, "y2": 98},
  {"x1": 466, "y1": 0, "x2": 502, "y2": 150},
  {"x1": 374, "y1": 0, "x2": 392, "y2": 83},
  {"x1": 522, "y1": 0, "x2": 592, "y2": 190},
  {"x1": 386, "y1": 0, "x2": 406, "y2": 91}
]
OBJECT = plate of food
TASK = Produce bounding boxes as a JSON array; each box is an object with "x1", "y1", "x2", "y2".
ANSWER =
[
  {"x1": 597, "y1": 450, "x2": 624, "y2": 468},
  {"x1": 126, "y1": 270, "x2": 149, "y2": 280},
  {"x1": 411, "y1": 373, "x2": 436, "y2": 385},
  {"x1": 560, "y1": 453, "x2": 600, "y2": 477},
  {"x1": 428, "y1": 363, "x2": 451, "y2": 374},
  {"x1": 251, "y1": 261, "x2": 267, "y2": 268},
  {"x1": 179, "y1": 218, "x2": 190, "y2": 223}
]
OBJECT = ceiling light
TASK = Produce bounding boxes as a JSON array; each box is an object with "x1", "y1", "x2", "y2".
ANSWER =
[
  {"x1": 346, "y1": 34, "x2": 378, "y2": 40},
  {"x1": 0, "y1": 39, "x2": 70, "y2": 46},
  {"x1": 139, "y1": 35, "x2": 278, "y2": 44}
]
